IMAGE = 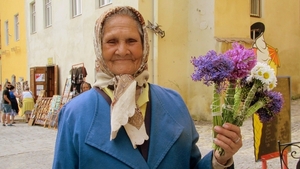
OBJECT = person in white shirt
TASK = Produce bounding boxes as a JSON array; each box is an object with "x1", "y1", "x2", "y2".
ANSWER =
[{"x1": 20, "y1": 86, "x2": 35, "y2": 123}]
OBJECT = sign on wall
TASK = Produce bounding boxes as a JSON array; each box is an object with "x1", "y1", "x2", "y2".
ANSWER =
[{"x1": 35, "y1": 73, "x2": 45, "y2": 82}]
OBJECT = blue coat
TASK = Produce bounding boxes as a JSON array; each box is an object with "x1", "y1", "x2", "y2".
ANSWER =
[{"x1": 53, "y1": 84, "x2": 216, "y2": 169}]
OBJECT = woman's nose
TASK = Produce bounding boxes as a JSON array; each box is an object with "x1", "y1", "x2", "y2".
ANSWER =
[{"x1": 116, "y1": 42, "x2": 129, "y2": 56}]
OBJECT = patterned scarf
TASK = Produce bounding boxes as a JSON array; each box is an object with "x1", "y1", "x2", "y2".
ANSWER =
[{"x1": 93, "y1": 6, "x2": 150, "y2": 148}]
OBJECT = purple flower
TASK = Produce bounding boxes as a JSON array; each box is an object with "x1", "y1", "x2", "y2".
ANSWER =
[
  {"x1": 256, "y1": 91, "x2": 284, "y2": 122},
  {"x1": 265, "y1": 91, "x2": 284, "y2": 114},
  {"x1": 256, "y1": 108, "x2": 274, "y2": 123},
  {"x1": 224, "y1": 42, "x2": 257, "y2": 80},
  {"x1": 191, "y1": 50, "x2": 234, "y2": 90}
]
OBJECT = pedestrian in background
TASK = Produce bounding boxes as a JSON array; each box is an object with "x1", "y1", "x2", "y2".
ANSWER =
[
  {"x1": 20, "y1": 86, "x2": 35, "y2": 123},
  {"x1": 9, "y1": 85, "x2": 20, "y2": 124},
  {"x1": 80, "y1": 81, "x2": 92, "y2": 93},
  {"x1": 2, "y1": 82, "x2": 13, "y2": 126},
  {"x1": 53, "y1": 6, "x2": 242, "y2": 168},
  {"x1": 0, "y1": 84, "x2": 3, "y2": 123}
]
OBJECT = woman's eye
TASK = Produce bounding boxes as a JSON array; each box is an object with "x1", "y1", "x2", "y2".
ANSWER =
[
  {"x1": 128, "y1": 39, "x2": 137, "y2": 43},
  {"x1": 107, "y1": 40, "x2": 116, "y2": 44},
  {"x1": 107, "y1": 39, "x2": 116, "y2": 44}
]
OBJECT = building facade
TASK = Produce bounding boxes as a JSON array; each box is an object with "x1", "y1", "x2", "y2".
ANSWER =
[
  {"x1": 0, "y1": 0, "x2": 28, "y2": 85},
  {"x1": 1, "y1": 0, "x2": 299, "y2": 120}
]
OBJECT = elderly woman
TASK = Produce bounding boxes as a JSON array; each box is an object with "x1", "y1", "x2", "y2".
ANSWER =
[{"x1": 53, "y1": 6, "x2": 242, "y2": 169}]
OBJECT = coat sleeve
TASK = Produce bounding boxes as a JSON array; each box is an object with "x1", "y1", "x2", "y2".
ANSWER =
[{"x1": 52, "y1": 106, "x2": 79, "y2": 169}]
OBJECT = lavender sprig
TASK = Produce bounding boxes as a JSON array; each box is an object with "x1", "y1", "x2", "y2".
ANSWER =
[{"x1": 191, "y1": 50, "x2": 234, "y2": 92}]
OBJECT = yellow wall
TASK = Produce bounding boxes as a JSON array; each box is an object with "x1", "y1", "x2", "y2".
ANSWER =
[
  {"x1": 0, "y1": 0, "x2": 28, "y2": 84},
  {"x1": 156, "y1": 1, "x2": 189, "y2": 97},
  {"x1": 138, "y1": 0, "x2": 154, "y2": 83},
  {"x1": 214, "y1": 0, "x2": 300, "y2": 96},
  {"x1": 215, "y1": 0, "x2": 251, "y2": 38},
  {"x1": 256, "y1": 0, "x2": 300, "y2": 95},
  {"x1": 138, "y1": 0, "x2": 300, "y2": 120},
  {"x1": 138, "y1": 0, "x2": 217, "y2": 120}
]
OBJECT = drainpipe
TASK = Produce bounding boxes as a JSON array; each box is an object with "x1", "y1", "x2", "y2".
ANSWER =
[{"x1": 152, "y1": 0, "x2": 158, "y2": 84}]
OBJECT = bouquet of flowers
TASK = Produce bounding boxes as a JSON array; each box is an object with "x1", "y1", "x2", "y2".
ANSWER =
[{"x1": 190, "y1": 42, "x2": 284, "y2": 155}]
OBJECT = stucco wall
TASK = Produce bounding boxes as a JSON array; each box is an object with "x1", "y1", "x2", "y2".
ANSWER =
[
  {"x1": 24, "y1": 0, "x2": 154, "y2": 95},
  {"x1": 133, "y1": 0, "x2": 218, "y2": 121},
  {"x1": 215, "y1": 0, "x2": 250, "y2": 38},
  {"x1": 253, "y1": 0, "x2": 300, "y2": 95},
  {"x1": 0, "y1": 0, "x2": 28, "y2": 84},
  {"x1": 25, "y1": 0, "x2": 111, "y2": 93},
  {"x1": 186, "y1": 0, "x2": 217, "y2": 121},
  {"x1": 20, "y1": 0, "x2": 300, "y2": 122}
]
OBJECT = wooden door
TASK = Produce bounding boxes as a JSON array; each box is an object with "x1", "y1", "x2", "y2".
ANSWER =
[
  {"x1": 30, "y1": 65, "x2": 59, "y2": 99},
  {"x1": 54, "y1": 65, "x2": 59, "y2": 95},
  {"x1": 30, "y1": 67, "x2": 47, "y2": 99}
]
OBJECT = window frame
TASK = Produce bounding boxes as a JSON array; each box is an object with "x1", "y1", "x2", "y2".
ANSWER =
[
  {"x1": 45, "y1": 0, "x2": 52, "y2": 28},
  {"x1": 72, "y1": 0, "x2": 82, "y2": 18},
  {"x1": 250, "y1": 0, "x2": 261, "y2": 17},
  {"x1": 99, "y1": 0, "x2": 112, "y2": 7},
  {"x1": 31, "y1": 2, "x2": 36, "y2": 33},
  {"x1": 14, "y1": 14, "x2": 20, "y2": 41}
]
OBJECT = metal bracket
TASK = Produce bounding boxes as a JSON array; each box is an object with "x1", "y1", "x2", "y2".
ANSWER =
[{"x1": 146, "y1": 20, "x2": 165, "y2": 38}]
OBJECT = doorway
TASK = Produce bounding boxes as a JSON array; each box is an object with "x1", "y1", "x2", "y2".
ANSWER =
[{"x1": 30, "y1": 65, "x2": 59, "y2": 99}]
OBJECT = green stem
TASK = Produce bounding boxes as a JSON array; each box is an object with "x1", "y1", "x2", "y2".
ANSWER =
[
  {"x1": 244, "y1": 100, "x2": 265, "y2": 119},
  {"x1": 233, "y1": 115, "x2": 245, "y2": 126},
  {"x1": 212, "y1": 85, "x2": 223, "y2": 150},
  {"x1": 233, "y1": 86, "x2": 242, "y2": 118},
  {"x1": 241, "y1": 80, "x2": 260, "y2": 114},
  {"x1": 222, "y1": 80, "x2": 236, "y2": 123},
  {"x1": 234, "y1": 100, "x2": 265, "y2": 126},
  {"x1": 234, "y1": 79, "x2": 264, "y2": 126},
  {"x1": 218, "y1": 80, "x2": 236, "y2": 156}
]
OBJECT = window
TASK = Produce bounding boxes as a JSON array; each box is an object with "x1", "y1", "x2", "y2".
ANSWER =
[
  {"x1": 99, "y1": 0, "x2": 112, "y2": 7},
  {"x1": 31, "y1": 2, "x2": 36, "y2": 33},
  {"x1": 72, "y1": 0, "x2": 82, "y2": 17},
  {"x1": 250, "y1": 0, "x2": 261, "y2": 17},
  {"x1": 5, "y1": 21, "x2": 9, "y2": 45},
  {"x1": 45, "y1": 0, "x2": 52, "y2": 27},
  {"x1": 14, "y1": 14, "x2": 20, "y2": 41}
]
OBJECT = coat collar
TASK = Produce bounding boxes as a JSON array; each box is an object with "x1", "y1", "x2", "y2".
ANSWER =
[{"x1": 85, "y1": 85, "x2": 184, "y2": 169}]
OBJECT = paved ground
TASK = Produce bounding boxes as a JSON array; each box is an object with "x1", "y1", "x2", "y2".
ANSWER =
[{"x1": 0, "y1": 99, "x2": 299, "y2": 169}]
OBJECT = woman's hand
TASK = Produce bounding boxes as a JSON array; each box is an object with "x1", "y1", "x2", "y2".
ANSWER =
[{"x1": 213, "y1": 123, "x2": 242, "y2": 165}]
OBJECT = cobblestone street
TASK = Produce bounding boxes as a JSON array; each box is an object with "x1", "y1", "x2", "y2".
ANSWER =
[{"x1": 0, "y1": 100, "x2": 299, "y2": 169}]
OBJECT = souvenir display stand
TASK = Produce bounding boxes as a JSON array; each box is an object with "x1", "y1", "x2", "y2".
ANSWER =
[
  {"x1": 27, "y1": 64, "x2": 83, "y2": 129},
  {"x1": 33, "y1": 97, "x2": 52, "y2": 126},
  {"x1": 45, "y1": 95, "x2": 62, "y2": 129},
  {"x1": 46, "y1": 77, "x2": 72, "y2": 129},
  {"x1": 28, "y1": 90, "x2": 45, "y2": 126},
  {"x1": 61, "y1": 77, "x2": 72, "y2": 106},
  {"x1": 28, "y1": 77, "x2": 72, "y2": 128}
]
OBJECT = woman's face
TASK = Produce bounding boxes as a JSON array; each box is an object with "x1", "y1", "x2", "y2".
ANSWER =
[
  {"x1": 82, "y1": 83, "x2": 90, "y2": 92},
  {"x1": 102, "y1": 15, "x2": 143, "y2": 75}
]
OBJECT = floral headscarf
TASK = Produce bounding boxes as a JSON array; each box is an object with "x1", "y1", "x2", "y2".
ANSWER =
[{"x1": 93, "y1": 6, "x2": 150, "y2": 148}]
